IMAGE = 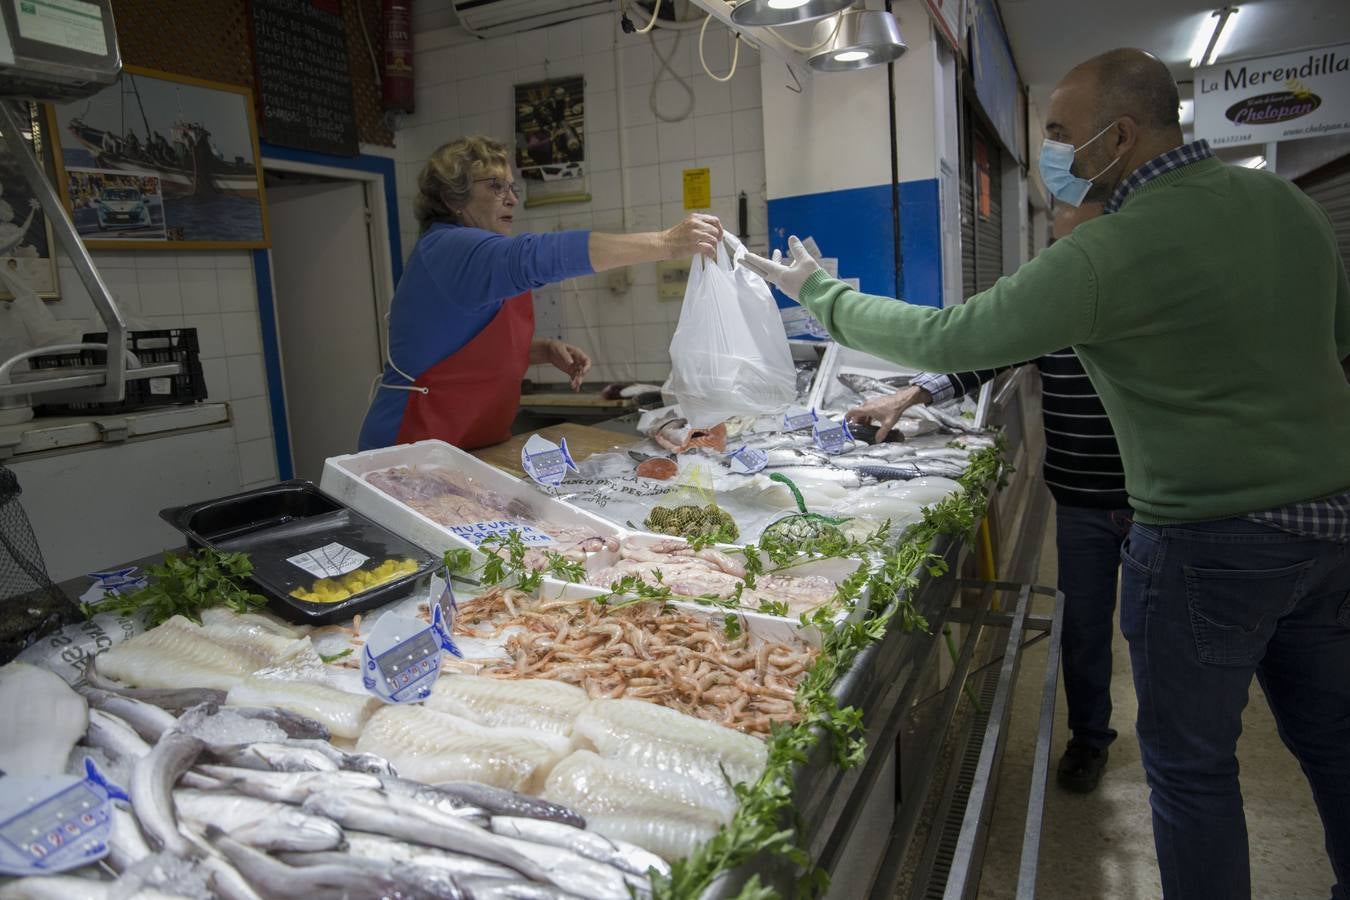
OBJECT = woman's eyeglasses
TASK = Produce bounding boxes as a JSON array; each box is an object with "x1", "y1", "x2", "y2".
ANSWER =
[{"x1": 474, "y1": 177, "x2": 521, "y2": 200}]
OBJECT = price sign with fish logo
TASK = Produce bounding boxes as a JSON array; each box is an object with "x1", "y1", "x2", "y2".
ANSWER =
[
  {"x1": 0, "y1": 759, "x2": 123, "y2": 876},
  {"x1": 521, "y1": 434, "x2": 578, "y2": 487},
  {"x1": 727, "y1": 445, "x2": 768, "y2": 474},
  {"x1": 361, "y1": 604, "x2": 459, "y2": 704},
  {"x1": 813, "y1": 417, "x2": 855, "y2": 455},
  {"x1": 783, "y1": 406, "x2": 817, "y2": 432}
]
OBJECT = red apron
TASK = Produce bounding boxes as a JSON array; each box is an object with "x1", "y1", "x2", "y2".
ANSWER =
[{"x1": 394, "y1": 291, "x2": 534, "y2": 450}]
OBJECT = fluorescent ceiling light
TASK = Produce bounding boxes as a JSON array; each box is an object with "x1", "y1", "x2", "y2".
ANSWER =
[
  {"x1": 807, "y1": 9, "x2": 906, "y2": 71},
  {"x1": 730, "y1": 0, "x2": 852, "y2": 28},
  {"x1": 1178, "y1": 99, "x2": 1194, "y2": 125},
  {"x1": 1237, "y1": 155, "x2": 1266, "y2": 169},
  {"x1": 1189, "y1": 6, "x2": 1238, "y2": 68}
]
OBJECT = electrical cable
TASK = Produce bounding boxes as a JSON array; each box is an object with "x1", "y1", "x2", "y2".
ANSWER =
[
  {"x1": 649, "y1": 29, "x2": 695, "y2": 123},
  {"x1": 355, "y1": 0, "x2": 382, "y2": 87},
  {"x1": 698, "y1": 15, "x2": 741, "y2": 82},
  {"x1": 623, "y1": 0, "x2": 664, "y2": 34},
  {"x1": 886, "y1": 0, "x2": 903, "y2": 297}
]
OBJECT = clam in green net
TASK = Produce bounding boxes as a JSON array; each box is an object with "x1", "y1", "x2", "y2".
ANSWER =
[{"x1": 759, "y1": 473, "x2": 850, "y2": 545}]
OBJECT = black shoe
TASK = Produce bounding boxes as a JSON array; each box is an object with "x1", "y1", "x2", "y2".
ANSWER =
[{"x1": 1057, "y1": 741, "x2": 1108, "y2": 793}]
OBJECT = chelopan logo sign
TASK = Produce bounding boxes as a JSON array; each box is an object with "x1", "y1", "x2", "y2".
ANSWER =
[{"x1": 1225, "y1": 90, "x2": 1322, "y2": 126}]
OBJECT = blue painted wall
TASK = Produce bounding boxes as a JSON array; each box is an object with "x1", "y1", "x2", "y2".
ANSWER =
[
  {"x1": 254, "y1": 146, "x2": 403, "y2": 481},
  {"x1": 766, "y1": 178, "x2": 943, "y2": 309}
]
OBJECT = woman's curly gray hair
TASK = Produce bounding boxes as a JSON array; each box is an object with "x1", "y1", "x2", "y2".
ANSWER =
[{"x1": 414, "y1": 135, "x2": 511, "y2": 232}]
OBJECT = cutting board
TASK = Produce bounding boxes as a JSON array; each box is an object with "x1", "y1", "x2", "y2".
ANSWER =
[{"x1": 470, "y1": 423, "x2": 631, "y2": 477}]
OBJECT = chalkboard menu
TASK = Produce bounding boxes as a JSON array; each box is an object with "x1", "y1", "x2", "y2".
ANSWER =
[{"x1": 250, "y1": 0, "x2": 360, "y2": 156}]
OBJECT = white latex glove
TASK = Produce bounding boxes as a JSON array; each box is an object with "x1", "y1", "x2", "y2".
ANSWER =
[{"x1": 741, "y1": 236, "x2": 823, "y2": 302}]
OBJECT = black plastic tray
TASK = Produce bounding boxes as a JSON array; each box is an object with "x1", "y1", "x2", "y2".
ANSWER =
[{"x1": 161, "y1": 481, "x2": 437, "y2": 625}]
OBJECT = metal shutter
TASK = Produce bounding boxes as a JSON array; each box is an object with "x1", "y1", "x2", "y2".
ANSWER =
[
  {"x1": 960, "y1": 132, "x2": 976, "y2": 299},
  {"x1": 1299, "y1": 160, "x2": 1350, "y2": 271},
  {"x1": 975, "y1": 135, "x2": 1004, "y2": 293}
]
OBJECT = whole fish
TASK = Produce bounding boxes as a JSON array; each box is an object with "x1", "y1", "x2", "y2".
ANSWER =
[
  {"x1": 79, "y1": 686, "x2": 178, "y2": 742},
  {"x1": 838, "y1": 372, "x2": 909, "y2": 400},
  {"x1": 489, "y1": 815, "x2": 669, "y2": 879},
  {"x1": 175, "y1": 788, "x2": 345, "y2": 853},
  {"x1": 278, "y1": 852, "x2": 472, "y2": 900},
  {"x1": 333, "y1": 830, "x2": 524, "y2": 881},
  {"x1": 198, "y1": 852, "x2": 266, "y2": 900},
  {"x1": 910, "y1": 404, "x2": 982, "y2": 434},
  {"x1": 376, "y1": 775, "x2": 490, "y2": 825},
  {"x1": 129, "y1": 729, "x2": 205, "y2": 857},
  {"x1": 458, "y1": 879, "x2": 590, "y2": 900},
  {"x1": 427, "y1": 780, "x2": 586, "y2": 828},
  {"x1": 85, "y1": 708, "x2": 152, "y2": 764},
  {"x1": 760, "y1": 447, "x2": 832, "y2": 469},
  {"x1": 227, "y1": 705, "x2": 331, "y2": 741},
  {"x1": 208, "y1": 741, "x2": 339, "y2": 774},
  {"x1": 287, "y1": 738, "x2": 398, "y2": 775},
  {"x1": 302, "y1": 789, "x2": 548, "y2": 881},
  {"x1": 855, "y1": 461, "x2": 966, "y2": 481},
  {"x1": 83, "y1": 684, "x2": 228, "y2": 714},
  {"x1": 193, "y1": 763, "x2": 382, "y2": 804},
  {"x1": 208, "y1": 827, "x2": 418, "y2": 900}
]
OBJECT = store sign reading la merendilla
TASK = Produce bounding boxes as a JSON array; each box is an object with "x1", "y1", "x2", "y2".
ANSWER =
[{"x1": 1194, "y1": 42, "x2": 1350, "y2": 146}]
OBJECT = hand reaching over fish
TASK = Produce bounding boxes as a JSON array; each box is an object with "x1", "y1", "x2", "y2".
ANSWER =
[{"x1": 846, "y1": 385, "x2": 934, "y2": 443}]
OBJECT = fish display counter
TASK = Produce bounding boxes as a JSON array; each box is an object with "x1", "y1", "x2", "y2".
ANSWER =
[{"x1": 0, "y1": 392, "x2": 1031, "y2": 899}]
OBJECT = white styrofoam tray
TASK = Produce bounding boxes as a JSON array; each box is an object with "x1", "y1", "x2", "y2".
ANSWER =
[{"x1": 320, "y1": 439, "x2": 624, "y2": 570}]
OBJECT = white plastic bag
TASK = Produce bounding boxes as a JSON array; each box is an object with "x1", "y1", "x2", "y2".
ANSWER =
[{"x1": 666, "y1": 234, "x2": 796, "y2": 428}]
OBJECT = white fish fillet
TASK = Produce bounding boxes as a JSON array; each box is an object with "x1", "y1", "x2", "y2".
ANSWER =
[
  {"x1": 573, "y1": 698, "x2": 767, "y2": 790},
  {"x1": 426, "y1": 676, "x2": 588, "y2": 737},
  {"x1": 96, "y1": 616, "x2": 318, "y2": 691},
  {"x1": 0, "y1": 662, "x2": 88, "y2": 776},
  {"x1": 200, "y1": 606, "x2": 311, "y2": 638},
  {"x1": 542, "y1": 750, "x2": 736, "y2": 861},
  {"x1": 357, "y1": 705, "x2": 568, "y2": 792},
  {"x1": 226, "y1": 675, "x2": 381, "y2": 740},
  {"x1": 582, "y1": 813, "x2": 721, "y2": 865},
  {"x1": 94, "y1": 616, "x2": 258, "y2": 689}
]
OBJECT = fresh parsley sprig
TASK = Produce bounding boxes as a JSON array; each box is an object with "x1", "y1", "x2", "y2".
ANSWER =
[{"x1": 81, "y1": 548, "x2": 266, "y2": 627}]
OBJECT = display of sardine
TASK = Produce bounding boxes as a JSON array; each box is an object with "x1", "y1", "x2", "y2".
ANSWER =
[
  {"x1": 129, "y1": 729, "x2": 206, "y2": 857},
  {"x1": 0, "y1": 662, "x2": 88, "y2": 777},
  {"x1": 336, "y1": 829, "x2": 524, "y2": 881},
  {"x1": 85, "y1": 707, "x2": 152, "y2": 763},
  {"x1": 375, "y1": 775, "x2": 491, "y2": 824}
]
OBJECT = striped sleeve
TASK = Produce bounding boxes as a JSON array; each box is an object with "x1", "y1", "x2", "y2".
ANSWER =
[{"x1": 912, "y1": 364, "x2": 1019, "y2": 403}]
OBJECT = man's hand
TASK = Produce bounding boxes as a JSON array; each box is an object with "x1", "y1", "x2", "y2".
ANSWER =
[
  {"x1": 663, "y1": 213, "x2": 723, "y2": 260},
  {"x1": 533, "y1": 338, "x2": 592, "y2": 391},
  {"x1": 845, "y1": 385, "x2": 934, "y2": 443},
  {"x1": 741, "y1": 236, "x2": 822, "y2": 301}
]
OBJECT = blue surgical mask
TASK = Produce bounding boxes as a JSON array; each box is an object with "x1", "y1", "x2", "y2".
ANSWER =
[{"x1": 1038, "y1": 120, "x2": 1122, "y2": 207}]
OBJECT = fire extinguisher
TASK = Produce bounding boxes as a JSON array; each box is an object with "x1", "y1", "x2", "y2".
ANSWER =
[{"x1": 382, "y1": 0, "x2": 414, "y2": 114}]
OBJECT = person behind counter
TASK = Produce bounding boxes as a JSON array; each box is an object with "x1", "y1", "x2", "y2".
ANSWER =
[
  {"x1": 846, "y1": 200, "x2": 1129, "y2": 796},
  {"x1": 358, "y1": 135, "x2": 723, "y2": 452},
  {"x1": 744, "y1": 48, "x2": 1350, "y2": 900}
]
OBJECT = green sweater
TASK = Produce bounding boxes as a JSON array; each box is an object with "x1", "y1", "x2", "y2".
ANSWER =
[{"x1": 799, "y1": 157, "x2": 1350, "y2": 523}]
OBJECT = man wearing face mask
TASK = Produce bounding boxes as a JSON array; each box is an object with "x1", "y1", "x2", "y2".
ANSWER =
[{"x1": 744, "y1": 48, "x2": 1350, "y2": 900}]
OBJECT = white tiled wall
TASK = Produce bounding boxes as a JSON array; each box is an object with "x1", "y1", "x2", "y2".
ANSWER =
[
  {"x1": 400, "y1": 14, "x2": 768, "y2": 385},
  {"x1": 45, "y1": 248, "x2": 278, "y2": 490}
]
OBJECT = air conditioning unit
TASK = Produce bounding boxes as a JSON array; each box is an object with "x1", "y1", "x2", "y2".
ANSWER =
[{"x1": 451, "y1": 0, "x2": 616, "y2": 38}]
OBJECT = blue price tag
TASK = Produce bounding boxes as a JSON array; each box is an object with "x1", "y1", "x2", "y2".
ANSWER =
[
  {"x1": 361, "y1": 604, "x2": 459, "y2": 704},
  {"x1": 727, "y1": 445, "x2": 768, "y2": 474},
  {"x1": 783, "y1": 407, "x2": 817, "y2": 432},
  {"x1": 813, "y1": 417, "x2": 855, "y2": 455},
  {"x1": 0, "y1": 759, "x2": 120, "y2": 876}
]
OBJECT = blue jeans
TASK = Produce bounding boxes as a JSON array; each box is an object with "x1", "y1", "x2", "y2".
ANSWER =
[
  {"x1": 1120, "y1": 517, "x2": 1350, "y2": 900},
  {"x1": 1056, "y1": 504, "x2": 1133, "y2": 751}
]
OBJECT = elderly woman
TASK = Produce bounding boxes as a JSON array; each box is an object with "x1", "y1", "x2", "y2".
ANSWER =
[{"x1": 359, "y1": 135, "x2": 721, "y2": 451}]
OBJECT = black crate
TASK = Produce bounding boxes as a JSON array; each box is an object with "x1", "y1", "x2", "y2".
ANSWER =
[{"x1": 34, "y1": 328, "x2": 208, "y2": 416}]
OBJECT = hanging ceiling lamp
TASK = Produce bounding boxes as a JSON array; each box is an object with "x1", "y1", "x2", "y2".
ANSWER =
[
  {"x1": 730, "y1": 0, "x2": 854, "y2": 29},
  {"x1": 807, "y1": 9, "x2": 906, "y2": 71}
]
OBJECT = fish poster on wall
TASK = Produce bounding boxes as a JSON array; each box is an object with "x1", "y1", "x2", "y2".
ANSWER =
[
  {"x1": 514, "y1": 76, "x2": 589, "y2": 207},
  {"x1": 47, "y1": 66, "x2": 270, "y2": 249}
]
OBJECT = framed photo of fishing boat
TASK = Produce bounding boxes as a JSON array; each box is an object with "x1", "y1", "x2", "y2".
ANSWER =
[
  {"x1": 45, "y1": 66, "x2": 270, "y2": 250},
  {"x1": 0, "y1": 102, "x2": 59, "y2": 300}
]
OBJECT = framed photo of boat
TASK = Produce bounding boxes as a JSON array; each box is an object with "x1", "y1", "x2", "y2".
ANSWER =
[
  {"x1": 0, "y1": 102, "x2": 59, "y2": 300},
  {"x1": 45, "y1": 66, "x2": 270, "y2": 250}
]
